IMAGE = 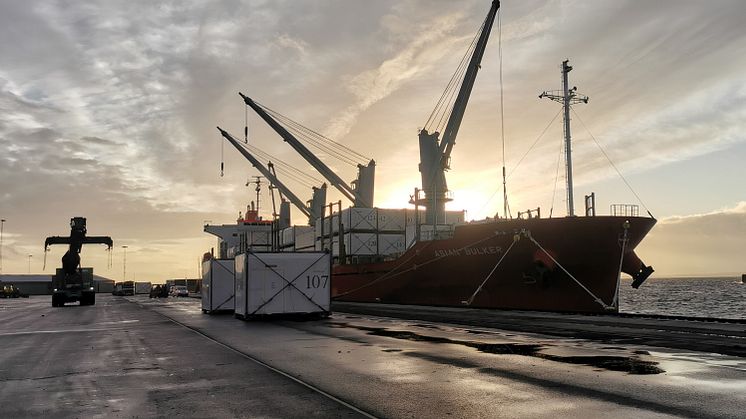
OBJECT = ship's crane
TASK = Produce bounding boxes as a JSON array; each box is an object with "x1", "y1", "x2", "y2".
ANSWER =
[
  {"x1": 217, "y1": 127, "x2": 326, "y2": 226},
  {"x1": 417, "y1": 0, "x2": 500, "y2": 224},
  {"x1": 239, "y1": 92, "x2": 375, "y2": 208}
]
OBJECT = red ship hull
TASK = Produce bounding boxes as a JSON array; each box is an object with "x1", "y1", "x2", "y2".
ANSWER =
[{"x1": 331, "y1": 216, "x2": 656, "y2": 313}]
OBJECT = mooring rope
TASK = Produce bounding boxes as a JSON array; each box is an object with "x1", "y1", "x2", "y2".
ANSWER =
[
  {"x1": 461, "y1": 234, "x2": 519, "y2": 306},
  {"x1": 332, "y1": 230, "x2": 511, "y2": 300},
  {"x1": 525, "y1": 231, "x2": 612, "y2": 310}
]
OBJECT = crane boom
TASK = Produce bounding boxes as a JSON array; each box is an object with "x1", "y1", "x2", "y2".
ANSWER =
[
  {"x1": 418, "y1": 0, "x2": 500, "y2": 224},
  {"x1": 217, "y1": 127, "x2": 324, "y2": 224},
  {"x1": 438, "y1": 0, "x2": 500, "y2": 162},
  {"x1": 240, "y1": 92, "x2": 374, "y2": 207}
]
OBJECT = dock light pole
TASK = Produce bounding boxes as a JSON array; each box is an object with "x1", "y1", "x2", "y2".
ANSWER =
[
  {"x1": 28, "y1": 254, "x2": 32, "y2": 274},
  {"x1": 122, "y1": 245, "x2": 128, "y2": 281},
  {"x1": 0, "y1": 219, "x2": 5, "y2": 275}
]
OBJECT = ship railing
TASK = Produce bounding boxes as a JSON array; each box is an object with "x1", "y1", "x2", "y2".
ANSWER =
[
  {"x1": 517, "y1": 207, "x2": 541, "y2": 219},
  {"x1": 419, "y1": 224, "x2": 455, "y2": 242},
  {"x1": 610, "y1": 204, "x2": 639, "y2": 217}
]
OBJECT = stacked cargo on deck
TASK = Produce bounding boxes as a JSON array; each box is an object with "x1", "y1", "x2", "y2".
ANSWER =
[
  {"x1": 309, "y1": 207, "x2": 465, "y2": 263},
  {"x1": 278, "y1": 225, "x2": 315, "y2": 252}
]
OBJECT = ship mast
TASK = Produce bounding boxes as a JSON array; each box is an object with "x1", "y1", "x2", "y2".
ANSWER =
[{"x1": 539, "y1": 60, "x2": 588, "y2": 216}]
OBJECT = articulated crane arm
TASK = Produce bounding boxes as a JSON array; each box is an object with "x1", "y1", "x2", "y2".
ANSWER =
[
  {"x1": 217, "y1": 127, "x2": 325, "y2": 225},
  {"x1": 239, "y1": 92, "x2": 374, "y2": 208}
]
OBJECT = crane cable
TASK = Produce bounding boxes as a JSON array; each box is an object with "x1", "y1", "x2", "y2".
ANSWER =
[
  {"x1": 256, "y1": 102, "x2": 370, "y2": 164},
  {"x1": 497, "y1": 9, "x2": 511, "y2": 219},
  {"x1": 235, "y1": 140, "x2": 324, "y2": 187},
  {"x1": 475, "y1": 108, "x2": 561, "y2": 218},
  {"x1": 244, "y1": 144, "x2": 324, "y2": 185},
  {"x1": 549, "y1": 127, "x2": 565, "y2": 218},
  {"x1": 424, "y1": 16, "x2": 484, "y2": 133},
  {"x1": 571, "y1": 108, "x2": 654, "y2": 218}
]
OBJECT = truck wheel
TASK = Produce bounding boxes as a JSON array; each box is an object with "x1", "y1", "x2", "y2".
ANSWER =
[{"x1": 52, "y1": 294, "x2": 62, "y2": 307}]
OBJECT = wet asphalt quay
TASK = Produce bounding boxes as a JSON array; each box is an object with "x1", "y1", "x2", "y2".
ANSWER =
[
  {"x1": 2, "y1": 294, "x2": 745, "y2": 418},
  {"x1": 0, "y1": 295, "x2": 365, "y2": 418}
]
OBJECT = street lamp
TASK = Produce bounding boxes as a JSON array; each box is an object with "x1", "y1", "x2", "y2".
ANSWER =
[
  {"x1": 27, "y1": 254, "x2": 32, "y2": 274},
  {"x1": 0, "y1": 219, "x2": 5, "y2": 275},
  {"x1": 122, "y1": 245, "x2": 128, "y2": 281}
]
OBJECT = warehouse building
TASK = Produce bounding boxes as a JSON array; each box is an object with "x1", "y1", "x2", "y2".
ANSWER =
[{"x1": 0, "y1": 274, "x2": 115, "y2": 295}]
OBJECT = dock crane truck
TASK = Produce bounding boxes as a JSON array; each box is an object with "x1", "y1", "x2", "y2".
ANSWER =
[{"x1": 44, "y1": 217, "x2": 113, "y2": 307}]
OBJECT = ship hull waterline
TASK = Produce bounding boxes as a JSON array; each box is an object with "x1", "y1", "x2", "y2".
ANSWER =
[{"x1": 331, "y1": 216, "x2": 656, "y2": 313}]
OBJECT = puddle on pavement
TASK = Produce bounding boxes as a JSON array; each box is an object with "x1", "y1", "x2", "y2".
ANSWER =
[{"x1": 330, "y1": 321, "x2": 664, "y2": 375}]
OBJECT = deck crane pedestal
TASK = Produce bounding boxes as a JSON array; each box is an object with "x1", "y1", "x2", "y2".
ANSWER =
[
  {"x1": 44, "y1": 217, "x2": 113, "y2": 307},
  {"x1": 239, "y1": 92, "x2": 375, "y2": 208},
  {"x1": 416, "y1": 0, "x2": 500, "y2": 225}
]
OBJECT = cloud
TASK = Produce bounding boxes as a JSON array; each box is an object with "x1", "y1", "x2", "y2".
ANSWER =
[
  {"x1": 1, "y1": 0, "x2": 744, "y2": 280},
  {"x1": 323, "y1": 11, "x2": 468, "y2": 140},
  {"x1": 274, "y1": 34, "x2": 309, "y2": 56},
  {"x1": 637, "y1": 202, "x2": 746, "y2": 276}
]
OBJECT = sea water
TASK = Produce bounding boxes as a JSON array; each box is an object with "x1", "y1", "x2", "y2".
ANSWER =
[{"x1": 619, "y1": 276, "x2": 746, "y2": 320}]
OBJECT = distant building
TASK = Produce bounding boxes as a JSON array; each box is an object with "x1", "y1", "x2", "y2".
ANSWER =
[{"x1": 0, "y1": 274, "x2": 115, "y2": 295}]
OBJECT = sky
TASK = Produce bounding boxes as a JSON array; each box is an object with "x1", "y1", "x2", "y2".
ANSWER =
[{"x1": 0, "y1": 0, "x2": 744, "y2": 281}]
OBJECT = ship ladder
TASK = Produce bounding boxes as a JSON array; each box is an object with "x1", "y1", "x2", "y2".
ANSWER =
[
  {"x1": 524, "y1": 230, "x2": 614, "y2": 311},
  {"x1": 462, "y1": 234, "x2": 520, "y2": 306}
]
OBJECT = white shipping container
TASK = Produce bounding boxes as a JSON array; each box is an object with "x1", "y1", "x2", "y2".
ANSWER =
[
  {"x1": 314, "y1": 237, "x2": 340, "y2": 256},
  {"x1": 284, "y1": 226, "x2": 315, "y2": 248},
  {"x1": 202, "y1": 259, "x2": 235, "y2": 313},
  {"x1": 247, "y1": 230, "x2": 271, "y2": 246},
  {"x1": 377, "y1": 208, "x2": 406, "y2": 232},
  {"x1": 329, "y1": 207, "x2": 378, "y2": 234},
  {"x1": 314, "y1": 216, "x2": 337, "y2": 238},
  {"x1": 378, "y1": 233, "x2": 406, "y2": 255},
  {"x1": 134, "y1": 282, "x2": 152, "y2": 294},
  {"x1": 234, "y1": 252, "x2": 331, "y2": 318},
  {"x1": 295, "y1": 226, "x2": 315, "y2": 248},
  {"x1": 280, "y1": 227, "x2": 294, "y2": 247},
  {"x1": 345, "y1": 232, "x2": 378, "y2": 255}
]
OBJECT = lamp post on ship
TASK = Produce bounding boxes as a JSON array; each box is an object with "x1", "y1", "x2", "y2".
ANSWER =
[{"x1": 122, "y1": 245, "x2": 128, "y2": 281}]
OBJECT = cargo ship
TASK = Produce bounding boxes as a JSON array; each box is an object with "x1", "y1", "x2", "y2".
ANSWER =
[{"x1": 213, "y1": 0, "x2": 656, "y2": 313}]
